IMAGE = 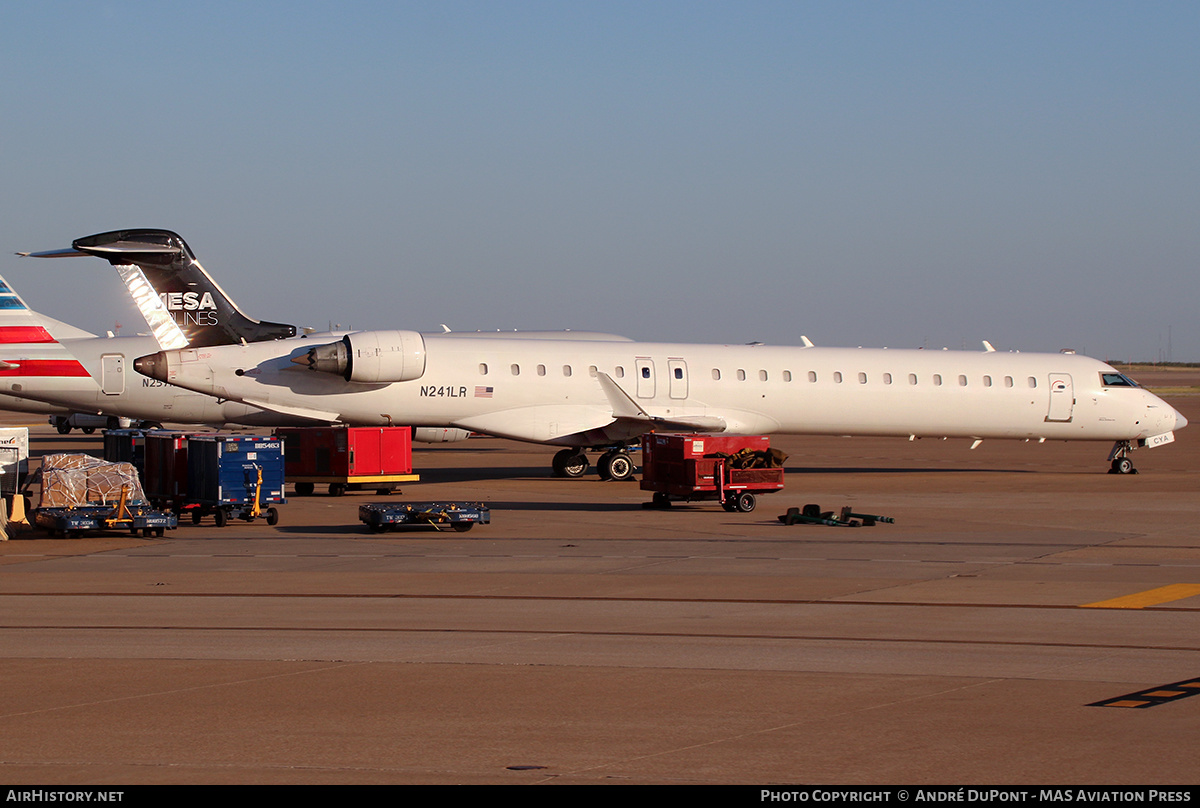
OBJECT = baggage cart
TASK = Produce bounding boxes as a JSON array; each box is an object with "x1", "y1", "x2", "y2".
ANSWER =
[
  {"x1": 640, "y1": 433, "x2": 785, "y2": 512},
  {"x1": 185, "y1": 435, "x2": 286, "y2": 526},
  {"x1": 276, "y1": 426, "x2": 419, "y2": 496},
  {"x1": 33, "y1": 453, "x2": 177, "y2": 538},
  {"x1": 143, "y1": 431, "x2": 194, "y2": 511},
  {"x1": 358, "y1": 502, "x2": 490, "y2": 533}
]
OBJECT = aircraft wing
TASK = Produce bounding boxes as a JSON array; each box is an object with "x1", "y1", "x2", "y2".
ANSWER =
[{"x1": 596, "y1": 373, "x2": 726, "y2": 432}]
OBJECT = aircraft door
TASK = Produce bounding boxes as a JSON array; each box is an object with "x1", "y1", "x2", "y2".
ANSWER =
[
  {"x1": 101, "y1": 354, "x2": 125, "y2": 395},
  {"x1": 668, "y1": 359, "x2": 688, "y2": 399},
  {"x1": 635, "y1": 359, "x2": 656, "y2": 399},
  {"x1": 1045, "y1": 373, "x2": 1074, "y2": 422}
]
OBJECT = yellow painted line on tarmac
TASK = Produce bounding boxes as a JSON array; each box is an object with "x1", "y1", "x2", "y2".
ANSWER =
[
  {"x1": 1081, "y1": 583, "x2": 1200, "y2": 609},
  {"x1": 1090, "y1": 678, "x2": 1200, "y2": 709}
]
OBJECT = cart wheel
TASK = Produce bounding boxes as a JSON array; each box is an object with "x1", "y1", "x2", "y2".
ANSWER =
[
  {"x1": 329, "y1": 483, "x2": 347, "y2": 497},
  {"x1": 295, "y1": 482, "x2": 314, "y2": 496},
  {"x1": 367, "y1": 523, "x2": 387, "y2": 533},
  {"x1": 652, "y1": 492, "x2": 671, "y2": 508},
  {"x1": 214, "y1": 509, "x2": 228, "y2": 527},
  {"x1": 154, "y1": 527, "x2": 165, "y2": 538},
  {"x1": 56, "y1": 422, "x2": 71, "y2": 435},
  {"x1": 736, "y1": 493, "x2": 757, "y2": 513},
  {"x1": 191, "y1": 510, "x2": 203, "y2": 525},
  {"x1": 375, "y1": 487, "x2": 395, "y2": 496},
  {"x1": 266, "y1": 507, "x2": 279, "y2": 526},
  {"x1": 722, "y1": 497, "x2": 737, "y2": 512},
  {"x1": 81, "y1": 427, "x2": 95, "y2": 435},
  {"x1": 451, "y1": 522, "x2": 474, "y2": 532}
]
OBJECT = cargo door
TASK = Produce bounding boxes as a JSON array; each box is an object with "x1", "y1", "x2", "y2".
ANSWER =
[
  {"x1": 100, "y1": 354, "x2": 125, "y2": 395},
  {"x1": 636, "y1": 358, "x2": 656, "y2": 399},
  {"x1": 668, "y1": 359, "x2": 688, "y2": 400},
  {"x1": 1045, "y1": 373, "x2": 1074, "y2": 422}
]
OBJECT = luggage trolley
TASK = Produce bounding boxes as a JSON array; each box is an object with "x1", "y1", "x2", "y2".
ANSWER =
[{"x1": 640, "y1": 433, "x2": 785, "y2": 512}]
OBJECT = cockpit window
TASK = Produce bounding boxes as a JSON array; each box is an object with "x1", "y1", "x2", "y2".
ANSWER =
[{"x1": 1101, "y1": 373, "x2": 1140, "y2": 388}]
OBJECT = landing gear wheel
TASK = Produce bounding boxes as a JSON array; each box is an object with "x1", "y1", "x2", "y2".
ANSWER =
[
  {"x1": 736, "y1": 492, "x2": 757, "y2": 513},
  {"x1": 294, "y1": 482, "x2": 314, "y2": 496},
  {"x1": 598, "y1": 451, "x2": 635, "y2": 481},
  {"x1": 1110, "y1": 456, "x2": 1136, "y2": 475},
  {"x1": 266, "y1": 507, "x2": 280, "y2": 526},
  {"x1": 214, "y1": 509, "x2": 228, "y2": 528},
  {"x1": 552, "y1": 449, "x2": 589, "y2": 478}
]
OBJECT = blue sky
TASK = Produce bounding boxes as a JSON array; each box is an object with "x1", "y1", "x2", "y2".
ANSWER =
[{"x1": 1, "y1": 1, "x2": 1196, "y2": 361}]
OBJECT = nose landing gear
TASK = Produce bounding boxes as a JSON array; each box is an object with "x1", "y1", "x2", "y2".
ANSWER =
[{"x1": 1108, "y1": 441, "x2": 1138, "y2": 475}]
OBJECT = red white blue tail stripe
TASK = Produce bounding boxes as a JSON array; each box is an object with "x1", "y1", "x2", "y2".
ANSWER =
[{"x1": 0, "y1": 277, "x2": 90, "y2": 378}]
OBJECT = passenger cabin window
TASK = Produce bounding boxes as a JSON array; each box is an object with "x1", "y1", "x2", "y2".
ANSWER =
[
  {"x1": 1004, "y1": 376, "x2": 1014, "y2": 388},
  {"x1": 833, "y1": 372, "x2": 843, "y2": 383},
  {"x1": 511, "y1": 364, "x2": 520, "y2": 376},
  {"x1": 958, "y1": 375, "x2": 967, "y2": 386},
  {"x1": 615, "y1": 366, "x2": 625, "y2": 378},
  {"x1": 808, "y1": 371, "x2": 817, "y2": 383},
  {"x1": 479, "y1": 363, "x2": 488, "y2": 375},
  {"x1": 1028, "y1": 376, "x2": 1037, "y2": 388},
  {"x1": 983, "y1": 375, "x2": 992, "y2": 387},
  {"x1": 642, "y1": 366, "x2": 651, "y2": 379},
  {"x1": 676, "y1": 368, "x2": 685, "y2": 380},
  {"x1": 858, "y1": 372, "x2": 867, "y2": 384},
  {"x1": 883, "y1": 373, "x2": 893, "y2": 385},
  {"x1": 737, "y1": 369, "x2": 746, "y2": 381},
  {"x1": 563, "y1": 365, "x2": 572, "y2": 377},
  {"x1": 759, "y1": 370, "x2": 768, "y2": 381},
  {"x1": 933, "y1": 374, "x2": 943, "y2": 386},
  {"x1": 712, "y1": 369, "x2": 721, "y2": 381},
  {"x1": 589, "y1": 365, "x2": 598, "y2": 377},
  {"x1": 537, "y1": 364, "x2": 546, "y2": 376},
  {"x1": 783, "y1": 371, "x2": 792, "y2": 382},
  {"x1": 908, "y1": 373, "x2": 917, "y2": 385}
]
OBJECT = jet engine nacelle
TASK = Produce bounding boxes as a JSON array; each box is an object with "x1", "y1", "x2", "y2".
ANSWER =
[
  {"x1": 412, "y1": 427, "x2": 472, "y2": 443},
  {"x1": 305, "y1": 330, "x2": 427, "y2": 383}
]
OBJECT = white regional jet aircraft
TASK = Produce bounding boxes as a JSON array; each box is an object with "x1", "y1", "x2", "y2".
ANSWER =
[
  {"x1": 6, "y1": 229, "x2": 585, "y2": 442},
  {"x1": 131, "y1": 277, "x2": 1187, "y2": 478}
]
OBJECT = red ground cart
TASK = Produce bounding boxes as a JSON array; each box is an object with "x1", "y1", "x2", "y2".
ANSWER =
[{"x1": 639, "y1": 433, "x2": 785, "y2": 512}]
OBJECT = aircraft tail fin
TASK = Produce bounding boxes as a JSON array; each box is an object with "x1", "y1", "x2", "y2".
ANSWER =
[
  {"x1": 26, "y1": 229, "x2": 296, "y2": 349},
  {"x1": 0, "y1": 275, "x2": 93, "y2": 380}
]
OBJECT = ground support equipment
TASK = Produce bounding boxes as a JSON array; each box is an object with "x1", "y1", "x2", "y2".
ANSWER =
[{"x1": 358, "y1": 502, "x2": 490, "y2": 533}]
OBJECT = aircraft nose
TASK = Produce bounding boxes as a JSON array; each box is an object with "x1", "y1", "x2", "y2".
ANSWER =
[{"x1": 1174, "y1": 407, "x2": 1188, "y2": 431}]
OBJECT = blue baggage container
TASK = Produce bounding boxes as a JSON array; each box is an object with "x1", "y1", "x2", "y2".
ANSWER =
[{"x1": 185, "y1": 435, "x2": 286, "y2": 526}]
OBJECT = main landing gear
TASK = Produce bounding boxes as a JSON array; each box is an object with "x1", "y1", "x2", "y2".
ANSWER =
[
  {"x1": 1108, "y1": 441, "x2": 1138, "y2": 475},
  {"x1": 551, "y1": 447, "x2": 636, "y2": 481}
]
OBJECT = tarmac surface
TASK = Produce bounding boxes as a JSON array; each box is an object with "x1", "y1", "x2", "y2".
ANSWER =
[{"x1": 1, "y1": 384, "x2": 1198, "y2": 784}]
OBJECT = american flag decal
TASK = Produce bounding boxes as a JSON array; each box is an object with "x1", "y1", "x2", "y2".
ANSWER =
[{"x1": 474, "y1": 386, "x2": 494, "y2": 398}]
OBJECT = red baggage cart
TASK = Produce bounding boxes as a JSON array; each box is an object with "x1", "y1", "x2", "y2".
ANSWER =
[{"x1": 640, "y1": 433, "x2": 784, "y2": 512}]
